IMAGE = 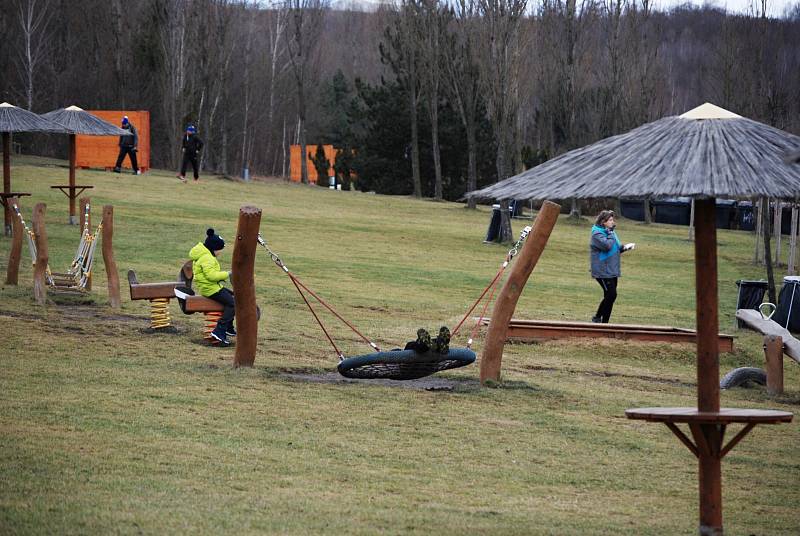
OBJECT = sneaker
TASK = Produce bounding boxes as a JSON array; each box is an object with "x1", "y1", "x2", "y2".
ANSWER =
[
  {"x1": 193, "y1": 177, "x2": 200, "y2": 182},
  {"x1": 226, "y1": 327, "x2": 237, "y2": 337},
  {"x1": 432, "y1": 326, "x2": 451, "y2": 354},
  {"x1": 591, "y1": 316, "x2": 602, "y2": 323},
  {"x1": 113, "y1": 167, "x2": 121, "y2": 173},
  {"x1": 177, "y1": 174, "x2": 187, "y2": 183},
  {"x1": 414, "y1": 328, "x2": 431, "y2": 353},
  {"x1": 210, "y1": 331, "x2": 230, "y2": 346},
  {"x1": 133, "y1": 169, "x2": 139, "y2": 175}
]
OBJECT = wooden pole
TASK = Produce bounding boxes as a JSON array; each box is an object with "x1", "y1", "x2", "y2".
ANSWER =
[
  {"x1": 774, "y1": 201, "x2": 782, "y2": 265},
  {"x1": 5, "y1": 196, "x2": 22, "y2": 284},
  {"x1": 764, "y1": 335, "x2": 784, "y2": 395},
  {"x1": 102, "y1": 205, "x2": 121, "y2": 308},
  {"x1": 69, "y1": 135, "x2": 77, "y2": 225},
  {"x1": 3, "y1": 132, "x2": 11, "y2": 236},
  {"x1": 787, "y1": 206, "x2": 798, "y2": 275},
  {"x1": 32, "y1": 203, "x2": 48, "y2": 305},
  {"x1": 753, "y1": 198, "x2": 763, "y2": 264},
  {"x1": 694, "y1": 198, "x2": 722, "y2": 534},
  {"x1": 688, "y1": 198, "x2": 695, "y2": 241},
  {"x1": 480, "y1": 200, "x2": 561, "y2": 384},
  {"x1": 80, "y1": 197, "x2": 91, "y2": 291},
  {"x1": 232, "y1": 205, "x2": 262, "y2": 367}
]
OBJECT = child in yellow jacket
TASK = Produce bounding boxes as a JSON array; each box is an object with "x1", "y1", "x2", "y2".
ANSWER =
[{"x1": 189, "y1": 228, "x2": 235, "y2": 345}]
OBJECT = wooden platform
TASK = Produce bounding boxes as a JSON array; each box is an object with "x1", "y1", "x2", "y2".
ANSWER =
[{"x1": 484, "y1": 318, "x2": 735, "y2": 352}]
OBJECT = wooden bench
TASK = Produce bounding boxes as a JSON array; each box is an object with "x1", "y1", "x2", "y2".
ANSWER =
[
  {"x1": 173, "y1": 287, "x2": 224, "y2": 342},
  {"x1": 731, "y1": 308, "x2": 800, "y2": 394},
  {"x1": 127, "y1": 270, "x2": 185, "y2": 331}
]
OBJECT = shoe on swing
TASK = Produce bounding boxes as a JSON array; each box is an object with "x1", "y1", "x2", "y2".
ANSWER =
[
  {"x1": 404, "y1": 328, "x2": 431, "y2": 353},
  {"x1": 432, "y1": 326, "x2": 451, "y2": 354}
]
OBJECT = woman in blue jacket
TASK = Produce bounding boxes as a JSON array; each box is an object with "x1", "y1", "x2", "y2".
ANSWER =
[{"x1": 590, "y1": 210, "x2": 635, "y2": 323}]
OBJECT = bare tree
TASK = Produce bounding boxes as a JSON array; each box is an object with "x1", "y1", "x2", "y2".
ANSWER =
[
  {"x1": 286, "y1": 0, "x2": 328, "y2": 184},
  {"x1": 476, "y1": 0, "x2": 528, "y2": 242},
  {"x1": 443, "y1": 0, "x2": 483, "y2": 208},
  {"x1": 15, "y1": 0, "x2": 52, "y2": 110}
]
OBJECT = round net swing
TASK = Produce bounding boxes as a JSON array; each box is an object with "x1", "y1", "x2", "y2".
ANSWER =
[{"x1": 256, "y1": 227, "x2": 530, "y2": 381}]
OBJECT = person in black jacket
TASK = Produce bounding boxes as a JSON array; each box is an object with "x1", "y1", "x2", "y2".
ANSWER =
[
  {"x1": 177, "y1": 125, "x2": 204, "y2": 182},
  {"x1": 113, "y1": 116, "x2": 139, "y2": 175}
]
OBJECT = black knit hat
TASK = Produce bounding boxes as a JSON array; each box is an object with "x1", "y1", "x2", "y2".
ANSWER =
[{"x1": 204, "y1": 228, "x2": 225, "y2": 251}]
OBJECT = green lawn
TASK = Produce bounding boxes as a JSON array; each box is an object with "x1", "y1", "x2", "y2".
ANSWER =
[{"x1": 1, "y1": 156, "x2": 798, "y2": 535}]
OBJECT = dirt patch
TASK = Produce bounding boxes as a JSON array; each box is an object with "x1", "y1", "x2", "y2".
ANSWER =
[
  {"x1": 523, "y1": 364, "x2": 694, "y2": 388},
  {"x1": 284, "y1": 371, "x2": 479, "y2": 392}
]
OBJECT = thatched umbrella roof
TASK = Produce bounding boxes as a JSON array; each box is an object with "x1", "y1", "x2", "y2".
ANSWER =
[
  {"x1": 0, "y1": 102, "x2": 67, "y2": 133},
  {"x1": 466, "y1": 103, "x2": 800, "y2": 201},
  {"x1": 41, "y1": 105, "x2": 127, "y2": 136}
]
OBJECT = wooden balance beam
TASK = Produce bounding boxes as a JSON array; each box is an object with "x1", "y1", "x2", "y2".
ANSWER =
[
  {"x1": 485, "y1": 318, "x2": 735, "y2": 353},
  {"x1": 733, "y1": 309, "x2": 800, "y2": 394},
  {"x1": 127, "y1": 270, "x2": 184, "y2": 331}
]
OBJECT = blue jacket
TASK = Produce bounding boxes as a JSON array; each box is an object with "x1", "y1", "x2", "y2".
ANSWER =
[{"x1": 590, "y1": 225, "x2": 625, "y2": 278}]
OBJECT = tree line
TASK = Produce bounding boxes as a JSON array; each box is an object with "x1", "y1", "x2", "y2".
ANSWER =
[{"x1": 2, "y1": 0, "x2": 799, "y2": 211}]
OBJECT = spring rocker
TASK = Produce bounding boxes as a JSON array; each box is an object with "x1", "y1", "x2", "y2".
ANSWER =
[
  {"x1": 126, "y1": 267, "x2": 186, "y2": 331},
  {"x1": 5, "y1": 197, "x2": 120, "y2": 307}
]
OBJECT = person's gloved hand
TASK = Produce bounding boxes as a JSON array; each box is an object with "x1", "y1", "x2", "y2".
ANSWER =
[
  {"x1": 228, "y1": 272, "x2": 233, "y2": 280},
  {"x1": 623, "y1": 243, "x2": 636, "y2": 251}
]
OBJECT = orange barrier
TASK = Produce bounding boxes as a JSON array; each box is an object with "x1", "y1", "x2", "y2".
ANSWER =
[
  {"x1": 289, "y1": 144, "x2": 336, "y2": 183},
  {"x1": 75, "y1": 110, "x2": 150, "y2": 172}
]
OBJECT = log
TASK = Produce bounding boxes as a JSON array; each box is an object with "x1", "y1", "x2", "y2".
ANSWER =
[
  {"x1": 764, "y1": 334, "x2": 784, "y2": 395},
  {"x1": 80, "y1": 197, "x2": 91, "y2": 291},
  {"x1": 480, "y1": 200, "x2": 561, "y2": 384},
  {"x1": 69, "y1": 135, "x2": 77, "y2": 224},
  {"x1": 31, "y1": 203, "x2": 48, "y2": 305},
  {"x1": 5, "y1": 197, "x2": 22, "y2": 285},
  {"x1": 3, "y1": 132, "x2": 10, "y2": 236},
  {"x1": 232, "y1": 206, "x2": 262, "y2": 367},
  {"x1": 102, "y1": 205, "x2": 121, "y2": 308}
]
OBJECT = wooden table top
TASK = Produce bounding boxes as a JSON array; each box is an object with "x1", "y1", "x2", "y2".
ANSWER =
[
  {"x1": 50, "y1": 185, "x2": 94, "y2": 189},
  {"x1": 626, "y1": 407, "x2": 793, "y2": 424},
  {"x1": 0, "y1": 192, "x2": 31, "y2": 197}
]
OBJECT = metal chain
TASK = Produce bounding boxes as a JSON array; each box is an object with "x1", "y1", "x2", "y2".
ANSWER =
[
  {"x1": 257, "y1": 233, "x2": 288, "y2": 272},
  {"x1": 507, "y1": 225, "x2": 532, "y2": 260}
]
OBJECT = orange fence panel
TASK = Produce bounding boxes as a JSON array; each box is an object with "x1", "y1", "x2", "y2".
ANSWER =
[
  {"x1": 289, "y1": 144, "x2": 336, "y2": 183},
  {"x1": 76, "y1": 110, "x2": 150, "y2": 172}
]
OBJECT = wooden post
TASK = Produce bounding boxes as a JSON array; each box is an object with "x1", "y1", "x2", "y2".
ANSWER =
[
  {"x1": 3, "y1": 132, "x2": 11, "y2": 236},
  {"x1": 764, "y1": 335, "x2": 784, "y2": 395},
  {"x1": 232, "y1": 206, "x2": 262, "y2": 367},
  {"x1": 5, "y1": 197, "x2": 22, "y2": 284},
  {"x1": 480, "y1": 200, "x2": 561, "y2": 384},
  {"x1": 69, "y1": 135, "x2": 77, "y2": 224},
  {"x1": 80, "y1": 197, "x2": 91, "y2": 291},
  {"x1": 32, "y1": 203, "x2": 48, "y2": 305},
  {"x1": 102, "y1": 205, "x2": 121, "y2": 308},
  {"x1": 694, "y1": 198, "x2": 722, "y2": 535},
  {"x1": 774, "y1": 201, "x2": 782, "y2": 265}
]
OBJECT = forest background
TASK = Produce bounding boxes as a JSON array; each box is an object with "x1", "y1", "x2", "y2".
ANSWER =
[{"x1": 1, "y1": 0, "x2": 799, "y2": 202}]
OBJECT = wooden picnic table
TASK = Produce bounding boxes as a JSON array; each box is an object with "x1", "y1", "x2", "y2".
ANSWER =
[{"x1": 50, "y1": 184, "x2": 93, "y2": 224}]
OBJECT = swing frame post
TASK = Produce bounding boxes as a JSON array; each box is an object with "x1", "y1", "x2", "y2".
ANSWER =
[
  {"x1": 31, "y1": 203, "x2": 49, "y2": 305},
  {"x1": 232, "y1": 205, "x2": 262, "y2": 367},
  {"x1": 5, "y1": 196, "x2": 22, "y2": 285},
  {"x1": 102, "y1": 205, "x2": 121, "y2": 308},
  {"x1": 481, "y1": 200, "x2": 561, "y2": 384},
  {"x1": 80, "y1": 197, "x2": 91, "y2": 291}
]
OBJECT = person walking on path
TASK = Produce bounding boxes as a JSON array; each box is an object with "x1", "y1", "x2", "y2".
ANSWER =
[
  {"x1": 189, "y1": 228, "x2": 235, "y2": 345},
  {"x1": 589, "y1": 210, "x2": 635, "y2": 323},
  {"x1": 113, "y1": 115, "x2": 139, "y2": 175},
  {"x1": 177, "y1": 125, "x2": 204, "y2": 182}
]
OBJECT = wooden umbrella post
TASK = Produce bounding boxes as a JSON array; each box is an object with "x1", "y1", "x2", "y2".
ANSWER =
[
  {"x1": 102, "y1": 205, "x2": 121, "y2": 308},
  {"x1": 69, "y1": 135, "x2": 77, "y2": 224},
  {"x1": 80, "y1": 197, "x2": 91, "y2": 291},
  {"x1": 232, "y1": 206, "x2": 262, "y2": 367},
  {"x1": 3, "y1": 132, "x2": 10, "y2": 236},
  {"x1": 480, "y1": 200, "x2": 561, "y2": 384},
  {"x1": 31, "y1": 203, "x2": 48, "y2": 305},
  {"x1": 5, "y1": 196, "x2": 22, "y2": 284}
]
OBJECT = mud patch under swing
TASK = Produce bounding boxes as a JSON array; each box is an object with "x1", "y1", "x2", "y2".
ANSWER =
[{"x1": 283, "y1": 371, "x2": 480, "y2": 392}]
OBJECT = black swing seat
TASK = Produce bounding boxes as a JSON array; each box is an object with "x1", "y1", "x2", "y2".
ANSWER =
[{"x1": 337, "y1": 347, "x2": 476, "y2": 380}]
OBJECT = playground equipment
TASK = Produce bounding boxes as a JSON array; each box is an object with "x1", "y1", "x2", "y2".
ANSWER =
[
  {"x1": 5, "y1": 199, "x2": 120, "y2": 306},
  {"x1": 127, "y1": 269, "x2": 185, "y2": 331},
  {"x1": 490, "y1": 318, "x2": 735, "y2": 352},
  {"x1": 723, "y1": 306, "x2": 800, "y2": 395}
]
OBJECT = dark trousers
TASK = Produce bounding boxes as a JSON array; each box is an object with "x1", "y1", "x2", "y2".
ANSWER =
[
  {"x1": 180, "y1": 152, "x2": 199, "y2": 179},
  {"x1": 115, "y1": 146, "x2": 138, "y2": 171},
  {"x1": 595, "y1": 277, "x2": 618, "y2": 323},
  {"x1": 208, "y1": 287, "x2": 235, "y2": 333}
]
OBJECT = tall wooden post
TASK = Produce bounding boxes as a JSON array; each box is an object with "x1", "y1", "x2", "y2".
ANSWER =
[
  {"x1": 80, "y1": 197, "x2": 91, "y2": 291},
  {"x1": 764, "y1": 335, "x2": 784, "y2": 395},
  {"x1": 480, "y1": 200, "x2": 561, "y2": 384},
  {"x1": 69, "y1": 135, "x2": 77, "y2": 225},
  {"x1": 3, "y1": 132, "x2": 11, "y2": 236},
  {"x1": 232, "y1": 206, "x2": 262, "y2": 367},
  {"x1": 32, "y1": 203, "x2": 48, "y2": 305},
  {"x1": 5, "y1": 197, "x2": 22, "y2": 284},
  {"x1": 102, "y1": 205, "x2": 121, "y2": 308},
  {"x1": 694, "y1": 198, "x2": 722, "y2": 535}
]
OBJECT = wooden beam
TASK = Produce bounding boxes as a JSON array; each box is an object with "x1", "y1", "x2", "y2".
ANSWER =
[
  {"x1": 102, "y1": 205, "x2": 121, "y2": 308},
  {"x1": 3, "y1": 133, "x2": 10, "y2": 235},
  {"x1": 69, "y1": 135, "x2": 77, "y2": 224},
  {"x1": 232, "y1": 206, "x2": 262, "y2": 368},
  {"x1": 764, "y1": 334, "x2": 784, "y2": 395},
  {"x1": 5, "y1": 197, "x2": 22, "y2": 285},
  {"x1": 480, "y1": 201, "x2": 561, "y2": 384},
  {"x1": 31, "y1": 203, "x2": 48, "y2": 305}
]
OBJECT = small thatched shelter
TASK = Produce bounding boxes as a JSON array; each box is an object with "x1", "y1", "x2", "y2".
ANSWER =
[
  {"x1": 465, "y1": 102, "x2": 796, "y2": 535},
  {"x1": 0, "y1": 102, "x2": 66, "y2": 235},
  {"x1": 42, "y1": 106, "x2": 127, "y2": 224},
  {"x1": 466, "y1": 103, "x2": 800, "y2": 201}
]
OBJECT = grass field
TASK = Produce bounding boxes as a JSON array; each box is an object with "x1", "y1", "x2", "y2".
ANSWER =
[{"x1": 1, "y1": 156, "x2": 798, "y2": 535}]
